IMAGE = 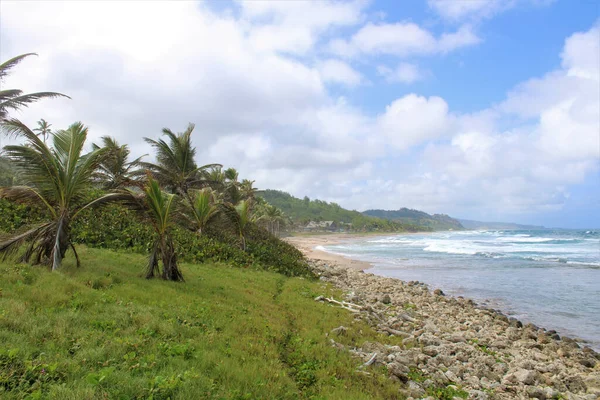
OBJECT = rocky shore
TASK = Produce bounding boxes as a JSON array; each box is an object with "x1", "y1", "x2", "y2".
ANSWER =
[{"x1": 307, "y1": 258, "x2": 600, "y2": 399}]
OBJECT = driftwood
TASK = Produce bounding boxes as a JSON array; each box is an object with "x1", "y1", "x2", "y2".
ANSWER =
[
  {"x1": 315, "y1": 295, "x2": 362, "y2": 313},
  {"x1": 380, "y1": 326, "x2": 411, "y2": 339},
  {"x1": 363, "y1": 352, "x2": 378, "y2": 366}
]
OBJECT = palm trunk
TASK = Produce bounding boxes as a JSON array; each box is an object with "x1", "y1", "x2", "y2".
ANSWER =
[
  {"x1": 161, "y1": 234, "x2": 184, "y2": 282},
  {"x1": 51, "y1": 214, "x2": 70, "y2": 271},
  {"x1": 146, "y1": 240, "x2": 160, "y2": 279}
]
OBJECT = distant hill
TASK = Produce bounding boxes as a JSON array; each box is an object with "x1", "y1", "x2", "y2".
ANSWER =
[
  {"x1": 363, "y1": 208, "x2": 464, "y2": 231},
  {"x1": 258, "y1": 190, "x2": 431, "y2": 232},
  {"x1": 458, "y1": 219, "x2": 546, "y2": 230}
]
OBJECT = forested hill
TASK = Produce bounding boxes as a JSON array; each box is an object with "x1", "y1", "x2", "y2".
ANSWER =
[
  {"x1": 258, "y1": 190, "x2": 430, "y2": 232},
  {"x1": 458, "y1": 219, "x2": 546, "y2": 230},
  {"x1": 363, "y1": 208, "x2": 464, "y2": 231}
]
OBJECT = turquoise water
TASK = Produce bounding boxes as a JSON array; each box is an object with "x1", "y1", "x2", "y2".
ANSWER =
[{"x1": 321, "y1": 230, "x2": 600, "y2": 350}]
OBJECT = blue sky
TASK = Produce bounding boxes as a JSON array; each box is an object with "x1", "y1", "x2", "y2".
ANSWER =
[{"x1": 1, "y1": 0, "x2": 599, "y2": 228}]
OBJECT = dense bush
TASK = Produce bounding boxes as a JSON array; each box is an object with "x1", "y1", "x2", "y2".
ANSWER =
[
  {"x1": 1, "y1": 200, "x2": 314, "y2": 278},
  {"x1": 0, "y1": 199, "x2": 45, "y2": 233}
]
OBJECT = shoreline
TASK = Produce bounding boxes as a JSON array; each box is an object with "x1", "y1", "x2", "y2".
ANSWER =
[
  {"x1": 285, "y1": 233, "x2": 380, "y2": 271},
  {"x1": 287, "y1": 233, "x2": 600, "y2": 399}
]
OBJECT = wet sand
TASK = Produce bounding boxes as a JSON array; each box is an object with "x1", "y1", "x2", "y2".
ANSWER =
[{"x1": 284, "y1": 233, "x2": 376, "y2": 271}]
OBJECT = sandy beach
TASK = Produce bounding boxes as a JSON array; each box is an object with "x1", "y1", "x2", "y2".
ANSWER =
[{"x1": 284, "y1": 233, "x2": 376, "y2": 271}]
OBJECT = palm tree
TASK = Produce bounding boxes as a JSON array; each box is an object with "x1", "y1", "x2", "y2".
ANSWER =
[
  {"x1": 92, "y1": 136, "x2": 145, "y2": 189},
  {"x1": 138, "y1": 177, "x2": 183, "y2": 281},
  {"x1": 265, "y1": 204, "x2": 285, "y2": 236},
  {"x1": 33, "y1": 119, "x2": 52, "y2": 143},
  {"x1": 0, "y1": 120, "x2": 110, "y2": 270},
  {"x1": 224, "y1": 167, "x2": 242, "y2": 204},
  {"x1": 239, "y1": 179, "x2": 257, "y2": 201},
  {"x1": 226, "y1": 199, "x2": 253, "y2": 251},
  {"x1": 183, "y1": 188, "x2": 221, "y2": 237},
  {"x1": 0, "y1": 53, "x2": 70, "y2": 122},
  {"x1": 141, "y1": 123, "x2": 219, "y2": 203}
]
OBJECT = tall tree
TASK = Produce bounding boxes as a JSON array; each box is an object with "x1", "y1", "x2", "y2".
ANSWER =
[
  {"x1": 0, "y1": 120, "x2": 111, "y2": 270},
  {"x1": 33, "y1": 119, "x2": 52, "y2": 143},
  {"x1": 141, "y1": 123, "x2": 219, "y2": 202},
  {"x1": 92, "y1": 136, "x2": 145, "y2": 189},
  {"x1": 0, "y1": 53, "x2": 69, "y2": 122}
]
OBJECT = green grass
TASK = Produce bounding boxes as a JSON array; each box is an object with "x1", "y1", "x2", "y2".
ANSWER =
[{"x1": 0, "y1": 247, "x2": 403, "y2": 399}]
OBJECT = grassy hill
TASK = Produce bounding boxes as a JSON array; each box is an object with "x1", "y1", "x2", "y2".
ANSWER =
[
  {"x1": 0, "y1": 247, "x2": 401, "y2": 399},
  {"x1": 258, "y1": 190, "x2": 429, "y2": 232},
  {"x1": 363, "y1": 209, "x2": 464, "y2": 231}
]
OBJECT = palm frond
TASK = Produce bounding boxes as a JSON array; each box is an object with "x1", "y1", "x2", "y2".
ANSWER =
[{"x1": 0, "y1": 53, "x2": 37, "y2": 80}]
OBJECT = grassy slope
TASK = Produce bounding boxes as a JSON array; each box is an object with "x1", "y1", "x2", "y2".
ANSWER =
[{"x1": 0, "y1": 247, "x2": 403, "y2": 399}]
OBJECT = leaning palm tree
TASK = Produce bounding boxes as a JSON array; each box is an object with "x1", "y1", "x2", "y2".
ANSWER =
[
  {"x1": 141, "y1": 123, "x2": 219, "y2": 203},
  {"x1": 33, "y1": 119, "x2": 52, "y2": 143},
  {"x1": 0, "y1": 53, "x2": 69, "y2": 122},
  {"x1": 0, "y1": 120, "x2": 110, "y2": 270},
  {"x1": 183, "y1": 188, "x2": 221, "y2": 237},
  {"x1": 92, "y1": 136, "x2": 145, "y2": 189}
]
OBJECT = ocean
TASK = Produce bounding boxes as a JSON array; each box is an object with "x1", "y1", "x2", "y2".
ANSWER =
[{"x1": 319, "y1": 229, "x2": 600, "y2": 350}]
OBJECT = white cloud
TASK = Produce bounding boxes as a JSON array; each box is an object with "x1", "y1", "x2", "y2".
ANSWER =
[
  {"x1": 561, "y1": 24, "x2": 600, "y2": 81},
  {"x1": 238, "y1": 0, "x2": 366, "y2": 55},
  {"x1": 0, "y1": 1, "x2": 597, "y2": 224},
  {"x1": 428, "y1": 0, "x2": 512, "y2": 21},
  {"x1": 317, "y1": 59, "x2": 363, "y2": 87},
  {"x1": 328, "y1": 22, "x2": 480, "y2": 57},
  {"x1": 378, "y1": 94, "x2": 454, "y2": 150},
  {"x1": 427, "y1": 0, "x2": 555, "y2": 22},
  {"x1": 377, "y1": 62, "x2": 424, "y2": 83}
]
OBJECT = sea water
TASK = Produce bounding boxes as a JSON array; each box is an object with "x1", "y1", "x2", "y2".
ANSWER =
[{"x1": 320, "y1": 230, "x2": 600, "y2": 350}]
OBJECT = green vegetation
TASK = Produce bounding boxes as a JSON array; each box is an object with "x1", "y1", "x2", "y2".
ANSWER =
[
  {"x1": 0, "y1": 52, "x2": 313, "y2": 280},
  {"x1": 0, "y1": 120, "x2": 111, "y2": 270},
  {"x1": 363, "y1": 209, "x2": 464, "y2": 231},
  {"x1": 259, "y1": 190, "x2": 429, "y2": 232},
  {"x1": 0, "y1": 53, "x2": 69, "y2": 121},
  {"x1": 0, "y1": 248, "x2": 402, "y2": 399}
]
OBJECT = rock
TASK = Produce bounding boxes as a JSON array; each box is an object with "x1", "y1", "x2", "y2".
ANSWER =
[
  {"x1": 514, "y1": 369, "x2": 538, "y2": 385},
  {"x1": 526, "y1": 386, "x2": 546, "y2": 399},
  {"x1": 433, "y1": 289, "x2": 445, "y2": 296},
  {"x1": 564, "y1": 374, "x2": 587, "y2": 393},
  {"x1": 448, "y1": 333, "x2": 467, "y2": 343},
  {"x1": 583, "y1": 373, "x2": 600, "y2": 394},
  {"x1": 407, "y1": 380, "x2": 425, "y2": 398},
  {"x1": 387, "y1": 362, "x2": 409, "y2": 382},
  {"x1": 579, "y1": 357, "x2": 597, "y2": 368},
  {"x1": 509, "y1": 317, "x2": 523, "y2": 328},
  {"x1": 381, "y1": 294, "x2": 392, "y2": 304}
]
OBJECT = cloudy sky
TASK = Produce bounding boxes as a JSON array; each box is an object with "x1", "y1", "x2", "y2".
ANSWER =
[{"x1": 1, "y1": 0, "x2": 598, "y2": 228}]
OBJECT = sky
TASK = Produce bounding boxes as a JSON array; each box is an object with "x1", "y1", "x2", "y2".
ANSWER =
[{"x1": 0, "y1": 0, "x2": 599, "y2": 228}]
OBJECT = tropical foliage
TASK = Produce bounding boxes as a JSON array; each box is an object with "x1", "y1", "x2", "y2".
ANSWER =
[
  {"x1": 183, "y1": 188, "x2": 221, "y2": 236},
  {"x1": 141, "y1": 123, "x2": 218, "y2": 200},
  {"x1": 33, "y1": 118, "x2": 52, "y2": 142},
  {"x1": 0, "y1": 53, "x2": 69, "y2": 121},
  {"x1": 0, "y1": 120, "x2": 109, "y2": 270},
  {"x1": 92, "y1": 136, "x2": 145, "y2": 189},
  {"x1": 132, "y1": 177, "x2": 183, "y2": 281}
]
